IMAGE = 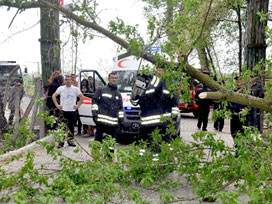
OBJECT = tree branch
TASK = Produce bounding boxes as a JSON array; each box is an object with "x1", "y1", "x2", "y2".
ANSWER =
[
  {"x1": 1, "y1": 0, "x2": 272, "y2": 113},
  {"x1": 187, "y1": 0, "x2": 214, "y2": 57}
]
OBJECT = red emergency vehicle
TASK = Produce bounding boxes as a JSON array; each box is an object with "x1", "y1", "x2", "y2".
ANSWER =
[
  {"x1": 179, "y1": 70, "x2": 210, "y2": 117},
  {"x1": 178, "y1": 81, "x2": 200, "y2": 118}
]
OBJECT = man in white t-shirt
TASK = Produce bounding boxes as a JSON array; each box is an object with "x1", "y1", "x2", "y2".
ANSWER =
[{"x1": 52, "y1": 74, "x2": 84, "y2": 148}]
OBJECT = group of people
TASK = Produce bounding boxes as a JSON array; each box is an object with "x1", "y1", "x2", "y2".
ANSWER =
[
  {"x1": 45, "y1": 72, "x2": 83, "y2": 147},
  {"x1": 45, "y1": 71, "x2": 98, "y2": 147},
  {"x1": 45, "y1": 67, "x2": 264, "y2": 158},
  {"x1": 194, "y1": 75, "x2": 264, "y2": 144},
  {"x1": 44, "y1": 67, "x2": 179, "y2": 151}
]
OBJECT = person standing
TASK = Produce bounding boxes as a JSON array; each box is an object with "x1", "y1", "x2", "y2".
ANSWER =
[
  {"x1": 247, "y1": 75, "x2": 264, "y2": 131},
  {"x1": 80, "y1": 81, "x2": 95, "y2": 137},
  {"x1": 213, "y1": 101, "x2": 225, "y2": 132},
  {"x1": 131, "y1": 72, "x2": 176, "y2": 152},
  {"x1": 71, "y1": 73, "x2": 78, "y2": 87},
  {"x1": 46, "y1": 75, "x2": 64, "y2": 118},
  {"x1": 7, "y1": 79, "x2": 25, "y2": 125},
  {"x1": 88, "y1": 75, "x2": 94, "y2": 93},
  {"x1": 52, "y1": 74, "x2": 84, "y2": 148},
  {"x1": 92, "y1": 72, "x2": 123, "y2": 143},
  {"x1": 194, "y1": 84, "x2": 212, "y2": 131},
  {"x1": 229, "y1": 76, "x2": 246, "y2": 157}
]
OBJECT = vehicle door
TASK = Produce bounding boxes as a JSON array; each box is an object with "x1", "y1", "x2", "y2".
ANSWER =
[{"x1": 78, "y1": 70, "x2": 106, "y2": 125}]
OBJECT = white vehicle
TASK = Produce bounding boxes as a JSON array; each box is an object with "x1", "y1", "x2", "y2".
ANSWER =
[
  {"x1": 77, "y1": 56, "x2": 142, "y2": 143},
  {"x1": 112, "y1": 55, "x2": 142, "y2": 143}
]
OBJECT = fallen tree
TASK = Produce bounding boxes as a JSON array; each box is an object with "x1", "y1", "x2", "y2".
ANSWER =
[{"x1": 1, "y1": 0, "x2": 271, "y2": 113}]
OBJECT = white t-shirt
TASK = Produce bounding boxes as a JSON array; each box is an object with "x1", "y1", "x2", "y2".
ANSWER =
[{"x1": 56, "y1": 85, "x2": 82, "y2": 112}]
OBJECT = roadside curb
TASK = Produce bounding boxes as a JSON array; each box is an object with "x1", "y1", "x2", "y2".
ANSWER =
[{"x1": 0, "y1": 135, "x2": 53, "y2": 161}]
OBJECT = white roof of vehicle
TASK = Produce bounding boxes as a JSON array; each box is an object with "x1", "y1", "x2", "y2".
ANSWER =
[
  {"x1": 0, "y1": 61, "x2": 18, "y2": 66},
  {"x1": 113, "y1": 56, "x2": 140, "y2": 71}
]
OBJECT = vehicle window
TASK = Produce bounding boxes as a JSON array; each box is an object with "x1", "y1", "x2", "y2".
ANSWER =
[
  {"x1": 0, "y1": 66, "x2": 21, "y2": 77},
  {"x1": 79, "y1": 70, "x2": 106, "y2": 95}
]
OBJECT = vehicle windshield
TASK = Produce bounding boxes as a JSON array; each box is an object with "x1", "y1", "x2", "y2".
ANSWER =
[
  {"x1": 116, "y1": 70, "x2": 137, "y2": 93},
  {"x1": 0, "y1": 65, "x2": 21, "y2": 77}
]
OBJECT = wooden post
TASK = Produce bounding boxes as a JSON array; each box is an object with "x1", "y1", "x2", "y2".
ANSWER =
[
  {"x1": 3, "y1": 66, "x2": 20, "y2": 112},
  {"x1": 12, "y1": 85, "x2": 24, "y2": 142}
]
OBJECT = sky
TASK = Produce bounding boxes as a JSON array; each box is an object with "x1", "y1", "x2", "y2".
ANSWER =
[{"x1": 0, "y1": 0, "x2": 147, "y2": 76}]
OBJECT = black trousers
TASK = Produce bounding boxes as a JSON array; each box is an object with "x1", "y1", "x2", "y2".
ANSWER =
[
  {"x1": 48, "y1": 108, "x2": 60, "y2": 130},
  {"x1": 95, "y1": 123, "x2": 117, "y2": 143},
  {"x1": 214, "y1": 117, "x2": 224, "y2": 131},
  {"x1": 230, "y1": 114, "x2": 244, "y2": 139},
  {"x1": 61, "y1": 111, "x2": 76, "y2": 140},
  {"x1": 247, "y1": 107, "x2": 261, "y2": 131},
  {"x1": 197, "y1": 106, "x2": 210, "y2": 130},
  {"x1": 230, "y1": 113, "x2": 244, "y2": 157}
]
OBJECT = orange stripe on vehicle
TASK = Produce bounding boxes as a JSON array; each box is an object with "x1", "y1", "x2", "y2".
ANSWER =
[
  {"x1": 84, "y1": 96, "x2": 92, "y2": 101},
  {"x1": 82, "y1": 102, "x2": 92, "y2": 105}
]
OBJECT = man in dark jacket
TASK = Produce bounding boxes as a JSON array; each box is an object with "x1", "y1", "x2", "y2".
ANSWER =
[
  {"x1": 92, "y1": 72, "x2": 123, "y2": 142},
  {"x1": 131, "y1": 71, "x2": 179, "y2": 149},
  {"x1": 247, "y1": 75, "x2": 264, "y2": 131},
  {"x1": 194, "y1": 84, "x2": 212, "y2": 131}
]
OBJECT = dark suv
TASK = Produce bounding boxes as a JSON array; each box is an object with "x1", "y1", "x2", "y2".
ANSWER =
[{"x1": 0, "y1": 61, "x2": 23, "y2": 92}]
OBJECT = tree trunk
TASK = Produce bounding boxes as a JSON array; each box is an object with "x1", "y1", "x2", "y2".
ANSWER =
[
  {"x1": 40, "y1": 0, "x2": 61, "y2": 89},
  {"x1": 244, "y1": 0, "x2": 268, "y2": 76},
  {"x1": 244, "y1": 0, "x2": 269, "y2": 132}
]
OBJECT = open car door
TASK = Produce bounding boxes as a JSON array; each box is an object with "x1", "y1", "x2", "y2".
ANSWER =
[{"x1": 78, "y1": 70, "x2": 106, "y2": 125}]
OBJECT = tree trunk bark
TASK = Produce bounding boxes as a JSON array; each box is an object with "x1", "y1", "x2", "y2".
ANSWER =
[
  {"x1": 40, "y1": 0, "x2": 61, "y2": 89},
  {"x1": 244, "y1": 0, "x2": 268, "y2": 76}
]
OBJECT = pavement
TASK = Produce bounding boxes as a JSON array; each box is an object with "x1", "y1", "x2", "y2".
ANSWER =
[{"x1": 0, "y1": 112, "x2": 250, "y2": 203}]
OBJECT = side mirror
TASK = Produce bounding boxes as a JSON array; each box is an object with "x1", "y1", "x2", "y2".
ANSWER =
[{"x1": 24, "y1": 67, "x2": 28, "y2": 74}]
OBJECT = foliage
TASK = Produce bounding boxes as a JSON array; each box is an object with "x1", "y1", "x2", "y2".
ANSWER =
[
  {"x1": 0, "y1": 118, "x2": 34, "y2": 154},
  {"x1": 2, "y1": 110, "x2": 272, "y2": 203}
]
